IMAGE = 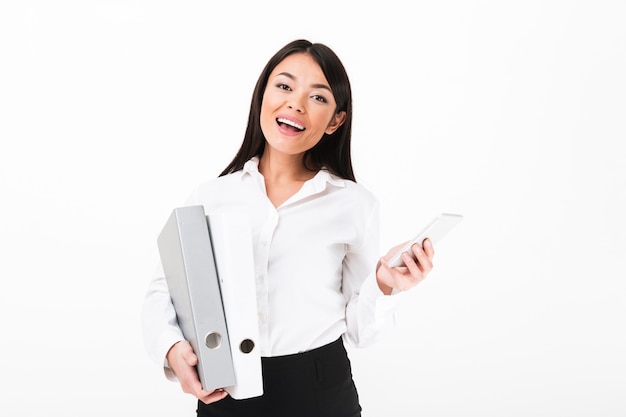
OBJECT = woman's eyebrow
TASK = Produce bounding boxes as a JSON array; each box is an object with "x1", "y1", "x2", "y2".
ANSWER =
[{"x1": 276, "y1": 72, "x2": 332, "y2": 92}]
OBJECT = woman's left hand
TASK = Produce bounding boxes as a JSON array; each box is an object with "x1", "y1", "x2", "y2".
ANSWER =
[{"x1": 376, "y1": 238, "x2": 435, "y2": 295}]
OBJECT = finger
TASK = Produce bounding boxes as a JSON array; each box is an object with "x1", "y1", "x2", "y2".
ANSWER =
[
  {"x1": 400, "y1": 251, "x2": 424, "y2": 286},
  {"x1": 180, "y1": 368, "x2": 204, "y2": 396},
  {"x1": 199, "y1": 389, "x2": 229, "y2": 405},
  {"x1": 412, "y1": 242, "x2": 433, "y2": 273},
  {"x1": 422, "y1": 238, "x2": 435, "y2": 258},
  {"x1": 184, "y1": 350, "x2": 199, "y2": 367}
]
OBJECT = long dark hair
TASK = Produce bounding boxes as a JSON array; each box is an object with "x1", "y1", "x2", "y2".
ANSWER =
[{"x1": 219, "y1": 39, "x2": 355, "y2": 181}]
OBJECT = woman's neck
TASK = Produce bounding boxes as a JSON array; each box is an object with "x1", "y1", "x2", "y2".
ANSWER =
[
  {"x1": 258, "y1": 151, "x2": 317, "y2": 182},
  {"x1": 258, "y1": 151, "x2": 318, "y2": 207}
]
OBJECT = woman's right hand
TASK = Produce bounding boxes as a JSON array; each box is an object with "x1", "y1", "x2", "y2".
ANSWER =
[{"x1": 166, "y1": 340, "x2": 229, "y2": 404}]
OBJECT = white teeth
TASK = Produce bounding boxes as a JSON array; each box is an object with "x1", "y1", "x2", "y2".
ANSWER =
[{"x1": 277, "y1": 118, "x2": 304, "y2": 131}]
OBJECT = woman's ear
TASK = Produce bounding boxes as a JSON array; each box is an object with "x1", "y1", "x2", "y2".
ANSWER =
[{"x1": 325, "y1": 111, "x2": 346, "y2": 135}]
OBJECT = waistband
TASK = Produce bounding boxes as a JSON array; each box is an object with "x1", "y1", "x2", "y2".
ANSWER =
[{"x1": 261, "y1": 337, "x2": 345, "y2": 367}]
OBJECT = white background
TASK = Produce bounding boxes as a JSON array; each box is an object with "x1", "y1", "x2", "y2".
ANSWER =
[{"x1": 1, "y1": 1, "x2": 625, "y2": 416}]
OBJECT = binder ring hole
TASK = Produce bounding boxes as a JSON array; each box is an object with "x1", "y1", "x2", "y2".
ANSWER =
[
  {"x1": 204, "y1": 332, "x2": 222, "y2": 349},
  {"x1": 240, "y1": 339, "x2": 255, "y2": 354}
]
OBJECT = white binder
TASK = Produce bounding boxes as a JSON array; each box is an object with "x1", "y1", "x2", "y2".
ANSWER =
[
  {"x1": 207, "y1": 210, "x2": 263, "y2": 399},
  {"x1": 157, "y1": 205, "x2": 236, "y2": 391}
]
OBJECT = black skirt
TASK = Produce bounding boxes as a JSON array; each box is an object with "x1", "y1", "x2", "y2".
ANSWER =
[{"x1": 197, "y1": 337, "x2": 362, "y2": 417}]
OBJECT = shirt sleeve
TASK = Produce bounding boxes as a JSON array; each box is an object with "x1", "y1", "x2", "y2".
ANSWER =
[
  {"x1": 140, "y1": 261, "x2": 185, "y2": 380},
  {"x1": 341, "y1": 201, "x2": 406, "y2": 348}
]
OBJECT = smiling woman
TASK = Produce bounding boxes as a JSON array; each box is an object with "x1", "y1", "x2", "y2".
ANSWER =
[
  {"x1": 260, "y1": 53, "x2": 346, "y2": 158},
  {"x1": 258, "y1": 53, "x2": 347, "y2": 206},
  {"x1": 141, "y1": 39, "x2": 436, "y2": 417}
]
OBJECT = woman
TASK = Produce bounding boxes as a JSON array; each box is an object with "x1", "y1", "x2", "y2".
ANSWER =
[{"x1": 142, "y1": 39, "x2": 435, "y2": 417}]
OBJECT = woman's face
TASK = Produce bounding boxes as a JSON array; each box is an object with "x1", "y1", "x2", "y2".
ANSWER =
[{"x1": 260, "y1": 53, "x2": 346, "y2": 159}]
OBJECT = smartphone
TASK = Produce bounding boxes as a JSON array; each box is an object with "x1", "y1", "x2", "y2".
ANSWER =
[{"x1": 386, "y1": 213, "x2": 463, "y2": 268}]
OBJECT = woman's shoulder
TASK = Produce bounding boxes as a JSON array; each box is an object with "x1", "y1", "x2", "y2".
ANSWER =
[
  {"x1": 185, "y1": 170, "x2": 245, "y2": 204},
  {"x1": 324, "y1": 173, "x2": 379, "y2": 214},
  {"x1": 335, "y1": 175, "x2": 378, "y2": 202},
  {"x1": 198, "y1": 170, "x2": 241, "y2": 189}
]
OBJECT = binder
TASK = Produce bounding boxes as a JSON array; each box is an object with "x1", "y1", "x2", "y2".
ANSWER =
[
  {"x1": 207, "y1": 210, "x2": 263, "y2": 399},
  {"x1": 157, "y1": 205, "x2": 236, "y2": 391}
]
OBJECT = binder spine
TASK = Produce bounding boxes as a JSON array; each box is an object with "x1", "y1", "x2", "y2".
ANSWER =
[
  {"x1": 207, "y1": 210, "x2": 263, "y2": 399},
  {"x1": 157, "y1": 206, "x2": 236, "y2": 390}
]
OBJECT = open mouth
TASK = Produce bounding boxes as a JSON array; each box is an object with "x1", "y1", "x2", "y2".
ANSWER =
[{"x1": 277, "y1": 117, "x2": 305, "y2": 132}]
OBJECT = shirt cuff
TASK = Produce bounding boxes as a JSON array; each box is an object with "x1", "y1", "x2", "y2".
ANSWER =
[{"x1": 361, "y1": 274, "x2": 405, "y2": 321}]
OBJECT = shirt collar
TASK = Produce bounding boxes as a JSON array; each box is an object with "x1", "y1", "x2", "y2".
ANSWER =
[
  {"x1": 241, "y1": 157, "x2": 347, "y2": 190},
  {"x1": 241, "y1": 157, "x2": 261, "y2": 178}
]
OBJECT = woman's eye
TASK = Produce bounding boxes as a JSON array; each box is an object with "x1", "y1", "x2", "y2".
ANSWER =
[
  {"x1": 311, "y1": 95, "x2": 327, "y2": 103},
  {"x1": 277, "y1": 83, "x2": 291, "y2": 91}
]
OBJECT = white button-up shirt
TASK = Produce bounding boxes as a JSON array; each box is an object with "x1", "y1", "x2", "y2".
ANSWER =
[{"x1": 141, "y1": 158, "x2": 403, "y2": 372}]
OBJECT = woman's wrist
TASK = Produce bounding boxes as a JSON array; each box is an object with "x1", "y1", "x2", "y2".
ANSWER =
[{"x1": 375, "y1": 261, "x2": 394, "y2": 295}]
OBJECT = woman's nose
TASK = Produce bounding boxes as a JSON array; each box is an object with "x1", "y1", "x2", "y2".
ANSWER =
[{"x1": 287, "y1": 95, "x2": 305, "y2": 113}]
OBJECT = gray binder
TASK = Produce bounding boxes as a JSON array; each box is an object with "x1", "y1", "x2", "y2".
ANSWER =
[{"x1": 157, "y1": 205, "x2": 236, "y2": 390}]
